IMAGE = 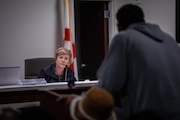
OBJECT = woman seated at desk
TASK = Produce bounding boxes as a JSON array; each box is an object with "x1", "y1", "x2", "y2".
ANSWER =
[{"x1": 38, "y1": 47, "x2": 77, "y2": 83}]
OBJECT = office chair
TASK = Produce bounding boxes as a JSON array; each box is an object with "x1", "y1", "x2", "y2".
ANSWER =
[{"x1": 25, "y1": 57, "x2": 54, "y2": 79}]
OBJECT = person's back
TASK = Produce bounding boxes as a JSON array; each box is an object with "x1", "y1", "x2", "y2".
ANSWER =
[
  {"x1": 122, "y1": 23, "x2": 180, "y2": 119},
  {"x1": 97, "y1": 4, "x2": 180, "y2": 120}
]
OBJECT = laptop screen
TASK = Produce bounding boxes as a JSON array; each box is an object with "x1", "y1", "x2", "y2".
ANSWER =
[{"x1": 0, "y1": 66, "x2": 20, "y2": 86}]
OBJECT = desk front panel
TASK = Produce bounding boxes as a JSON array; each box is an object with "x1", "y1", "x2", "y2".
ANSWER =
[{"x1": 0, "y1": 81, "x2": 98, "y2": 105}]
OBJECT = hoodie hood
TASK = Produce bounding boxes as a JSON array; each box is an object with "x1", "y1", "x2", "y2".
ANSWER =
[{"x1": 128, "y1": 23, "x2": 164, "y2": 42}]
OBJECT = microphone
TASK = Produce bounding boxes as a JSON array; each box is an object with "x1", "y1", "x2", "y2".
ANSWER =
[
  {"x1": 65, "y1": 65, "x2": 75, "y2": 88},
  {"x1": 64, "y1": 65, "x2": 68, "y2": 82},
  {"x1": 68, "y1": 80, "x2": 75, "y2": 88}
]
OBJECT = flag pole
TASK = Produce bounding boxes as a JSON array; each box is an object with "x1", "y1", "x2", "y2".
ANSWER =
[{"x1": 63, "y1": 0, "x2": 78, "y2": 80}]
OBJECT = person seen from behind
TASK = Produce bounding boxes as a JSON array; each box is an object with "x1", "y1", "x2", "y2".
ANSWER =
[{"x1": 97, "y1": 4, "x2": 180, "y2": 120}]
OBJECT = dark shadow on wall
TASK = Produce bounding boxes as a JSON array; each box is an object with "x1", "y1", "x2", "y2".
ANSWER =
[{"x1": 55, "y1": 0, "x2": 63, "y2": 49}]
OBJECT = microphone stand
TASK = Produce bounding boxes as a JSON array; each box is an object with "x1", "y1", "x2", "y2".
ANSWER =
[
  {"x1": 65, "y1": 65, "x2": 68, "y2": 82},
  {"x1": 65, "y1": 65, "x2": 75, "y2": 88}
]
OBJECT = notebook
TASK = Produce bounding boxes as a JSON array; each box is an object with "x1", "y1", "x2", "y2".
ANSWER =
[{"x1": 0, "y1": 66, "x2": 20, "y2": 86}]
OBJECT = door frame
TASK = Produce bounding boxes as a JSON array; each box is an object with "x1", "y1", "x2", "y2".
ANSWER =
[
  {"x1": 74, "y1": 0, "x2": 117, "y2": 46},
  {"x1": 74, "y1": 0, "x2": 117, "y2": 80}
]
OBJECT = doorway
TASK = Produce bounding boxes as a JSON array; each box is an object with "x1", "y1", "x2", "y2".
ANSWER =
[{"x1": 74, "y1": 1, "x2": 109, "y2": 80}]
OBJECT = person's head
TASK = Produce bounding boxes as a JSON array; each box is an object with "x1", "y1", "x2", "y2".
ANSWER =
[
  {"x1": 0, "y1": 107, "x2": 21, "y2": 120},
  {"x1": 70, "y1": 87, "x2": 116, "y2": 120},
  {"x1": 55, "y1": 47, "x2": 72, "y2": 68},
  {"x1": 116, "y1": 4, "x2": 145, "y2": 31}
]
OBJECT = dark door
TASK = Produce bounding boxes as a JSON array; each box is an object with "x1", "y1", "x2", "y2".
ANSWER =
[{"x1": 75, "y1": 1, "x2": 109, "y2": 80}]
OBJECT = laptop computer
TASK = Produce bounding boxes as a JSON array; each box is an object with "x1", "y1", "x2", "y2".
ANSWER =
[{"x1": 0, "y1": 66, "x2": 20, "y2": 86}]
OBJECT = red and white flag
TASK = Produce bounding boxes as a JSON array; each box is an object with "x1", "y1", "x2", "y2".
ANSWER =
[{"x1": 63, "y1": 0, "x2": 78, "y2": 80}]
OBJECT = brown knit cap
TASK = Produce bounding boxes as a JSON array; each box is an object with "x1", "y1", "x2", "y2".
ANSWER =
[{"x1": 70, "y1": 87, "x2": 116, "y2": 120}]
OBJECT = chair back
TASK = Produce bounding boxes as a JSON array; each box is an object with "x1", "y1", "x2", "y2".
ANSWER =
[{"x1": 25, "y1": 58, "x2": 54, "y2": 79}]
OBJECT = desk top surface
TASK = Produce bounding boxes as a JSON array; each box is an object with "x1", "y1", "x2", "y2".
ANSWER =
[{"x1": 0, "y1": 80, "x2": 98, "y2": 92}]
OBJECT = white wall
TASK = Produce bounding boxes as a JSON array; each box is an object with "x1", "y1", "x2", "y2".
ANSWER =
[
  {"x1": 0, "y1": 0, "x2": 176, "y2": 79},
  {"x1": 0, "y1": 0, "x2": 59, "y2": 78}
]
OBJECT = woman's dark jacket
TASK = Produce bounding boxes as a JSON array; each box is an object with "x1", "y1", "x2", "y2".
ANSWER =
[{"x1": 38, "y1": 63, "x2": 77, "y2": 83}]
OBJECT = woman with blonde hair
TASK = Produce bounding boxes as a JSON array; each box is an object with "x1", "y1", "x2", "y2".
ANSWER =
[{"x1": 38, "y1": 47, "x2": 76, "y2": 83}]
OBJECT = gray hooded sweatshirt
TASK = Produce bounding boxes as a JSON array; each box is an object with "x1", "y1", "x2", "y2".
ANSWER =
[{"x1": 97, "y1": 23, "x2": 180, "y2": 120}]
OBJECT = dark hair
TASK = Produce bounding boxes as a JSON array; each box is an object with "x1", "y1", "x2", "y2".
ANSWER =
[{"x1": 116, "y1": 4, "x2": 145, "y2": 29}]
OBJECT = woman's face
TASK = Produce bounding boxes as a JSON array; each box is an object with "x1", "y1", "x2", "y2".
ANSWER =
[{"x1": 55, "y1": 54, "x2": 70, "y2": 68}]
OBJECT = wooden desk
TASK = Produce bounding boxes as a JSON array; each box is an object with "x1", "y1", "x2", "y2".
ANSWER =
[
  {"x1": 40, "y1": 87, "x2": 91, "y2": 120},
  {"x1": 0, "y1": 81, "x2": 98, "y2": 105}
]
